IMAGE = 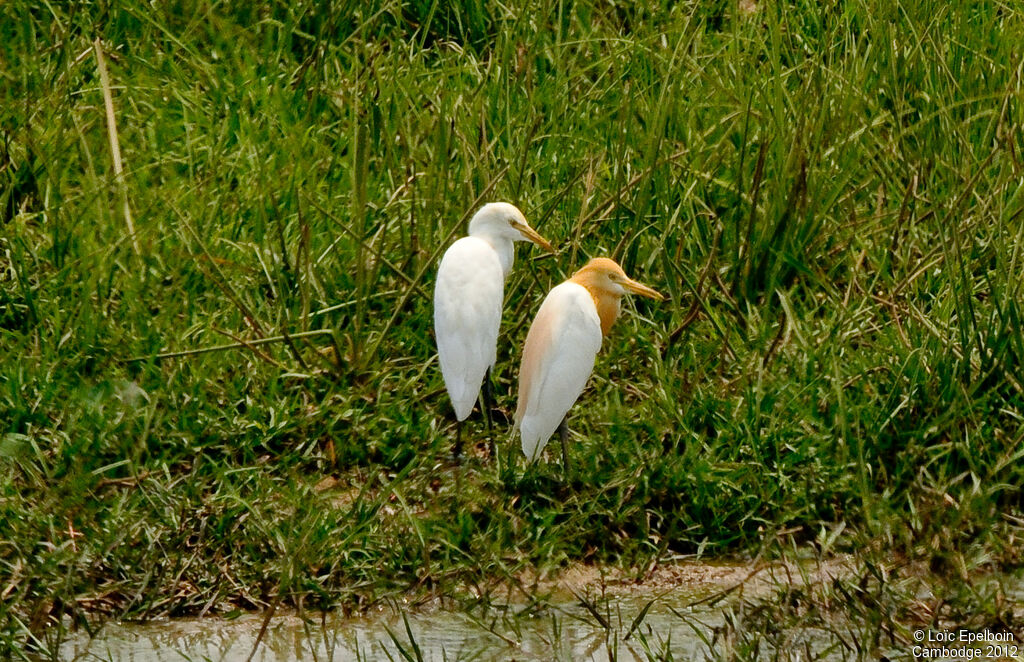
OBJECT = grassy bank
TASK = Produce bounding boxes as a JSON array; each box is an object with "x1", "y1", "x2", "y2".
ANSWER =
[{"x1": 2, "y1": 0, "x2": 1023, "y2": 657}]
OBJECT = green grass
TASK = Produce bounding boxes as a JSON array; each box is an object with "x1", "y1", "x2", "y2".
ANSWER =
[{"x1": 2, "y1": 0, "x2": 1023, "y2": 658}]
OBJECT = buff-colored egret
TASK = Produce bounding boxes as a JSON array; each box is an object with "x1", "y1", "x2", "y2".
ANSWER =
[
  {"x1": 434, "y1": 202, "x2": 554, "y2": 459},
  {"x1": 514, "y1": 257, "x2": 663, "y2": 467}
]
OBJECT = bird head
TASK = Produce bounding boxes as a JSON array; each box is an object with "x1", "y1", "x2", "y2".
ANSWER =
[
  {"x1": 571, "y1": 257, "x2": 664, "y2": 301},
  {"x1": 468, "y1": 202, "x2": 554, "y2": 252}
]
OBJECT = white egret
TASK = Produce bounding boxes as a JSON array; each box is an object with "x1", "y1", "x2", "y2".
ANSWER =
[
  {"x1": 434, "y1": 202, "x2": 554, "y2": 459},
  {"x1": 514, "y1": 257, "x2": 663, "y2": 467}
]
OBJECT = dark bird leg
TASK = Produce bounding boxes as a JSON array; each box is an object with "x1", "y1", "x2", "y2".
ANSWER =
[
  {"x1": 453, "y1": 419, "x2": 463, "y2": 464},
  {"x1": 558, "y1": 417, "x2": 570, "y2": 473},
  {"x1": 481, "y1": 368, "x2": 497, "y2": 460},
  {"x1": 480, "y1": 368, "x2": 495, "y2": 431}
]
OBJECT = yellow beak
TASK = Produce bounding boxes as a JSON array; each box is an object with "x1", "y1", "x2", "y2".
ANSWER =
[
  {"x1": 623, "y1": 276, "x2": 664, "y2": 300},
  {"x1": 513, "y1": 222, "x2": 555, "y2": 253}
]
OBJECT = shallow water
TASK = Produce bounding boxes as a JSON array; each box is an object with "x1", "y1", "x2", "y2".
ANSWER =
[
  {"x1": 61, "y1": 592, "x2": 723, "y2": 661},
  {"x1": 56, "y1": 563, "x2": 1024, "y2": 661}
]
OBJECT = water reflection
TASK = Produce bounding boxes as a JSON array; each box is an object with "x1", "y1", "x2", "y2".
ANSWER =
[
  {"x1": 62, "y1": 591, "x2": 720, "y2": 661},
  {"x1": 60, "y1": 567, "x2": 1023, "y2": 661}
]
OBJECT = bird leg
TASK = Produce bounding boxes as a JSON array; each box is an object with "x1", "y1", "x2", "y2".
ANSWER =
[
  {"x1": 453, "y1": 419, "x2": 463, "y2": 464},
  {"x1": 480, "y1": 368, "x2": 494, "y2": 431},
  {"x1": 558, "y1": 417, "x2": 570, "y2": 473},
  {"x1": 480, "y1": 368, "x2": 497, "y2": 460}
]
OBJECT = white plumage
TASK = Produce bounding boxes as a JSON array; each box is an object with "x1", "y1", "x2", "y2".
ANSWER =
[
  {"x1": 514, "y1": 257, "x2": 663, "y2": 464},
  {"x1": 433, "y1": 202, "x2": 553, "y2": 424},
  {"x1": 434, "y1": 237, "x2": 504, "y2": 420},
  {"x1": 516, "y1": 282, "x2": 603, "y2": 460}
]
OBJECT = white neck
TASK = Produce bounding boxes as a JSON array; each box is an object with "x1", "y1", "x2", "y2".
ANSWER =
[
  {"x1": 477, "y1": 233, "x2": 516, "y2": 278},
  {"x1": 494, "y1": 239, "x2": 515, "y2": 278}
]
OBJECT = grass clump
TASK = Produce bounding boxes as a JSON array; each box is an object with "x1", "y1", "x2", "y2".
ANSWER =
[{"x1": 2, "y1": 0, "x2": 1023, "y2": 657}]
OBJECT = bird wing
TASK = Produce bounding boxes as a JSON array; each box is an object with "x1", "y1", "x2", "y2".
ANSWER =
[
  {"x1": 515, "y1": 282, "x2": 603, "y2": 460},
  {"x1": 433, "y1": 237, "x2": 505, "y2": 421}
]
